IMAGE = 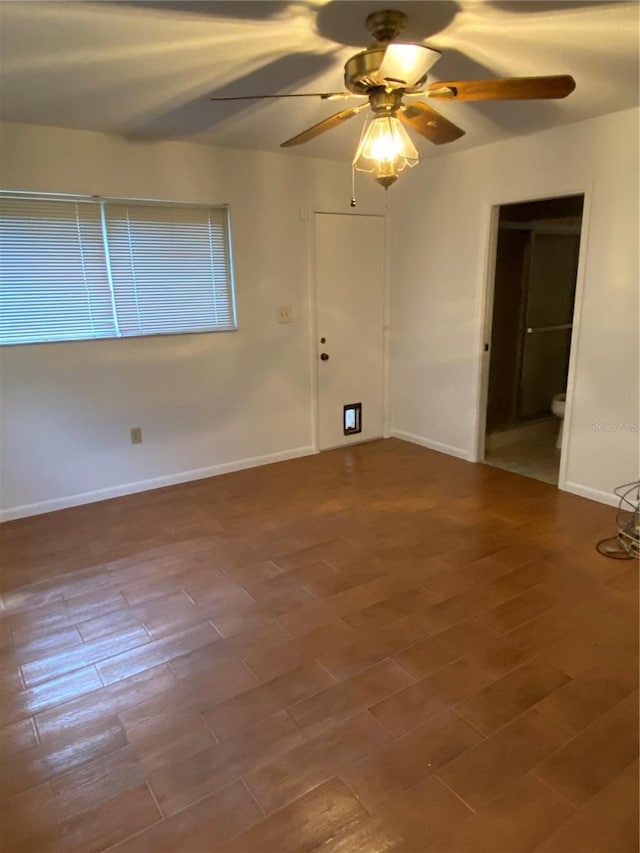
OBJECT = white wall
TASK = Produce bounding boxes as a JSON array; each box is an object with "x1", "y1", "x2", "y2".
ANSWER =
[
  {"x1": 389, "y1": 107, "x2": 640, "y2": 504},
  {"x1": 0, "y1": 122, "x2": 385, "y2": 518}
]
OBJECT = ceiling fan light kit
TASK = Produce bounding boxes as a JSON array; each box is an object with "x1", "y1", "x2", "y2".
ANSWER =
[
  {"x1": 353, "y1": 114, "x2": 419, "y2": 189},
  {"x1": 210, "y1": 8, "x2": 577, "y2": 193}
]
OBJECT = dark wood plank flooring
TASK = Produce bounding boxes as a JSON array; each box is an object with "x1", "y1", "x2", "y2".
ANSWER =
[{"x1": 0, "y1": 439, "x2": 637, "y2": 852}]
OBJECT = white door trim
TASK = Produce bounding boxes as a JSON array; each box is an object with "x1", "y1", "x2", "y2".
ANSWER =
[
  {"x1": 471, "y1": 185, "x2": 593, "y2": 497},
  {"x1": 309, "y1": 211, "x2": 389, "y2": 452},
  {"x1": 305, "y1": 210, "x2": 320, "y2": 454},
  {"x1": 557, "y1": 186, "x2": 593, "y2": 492},
  {"x1": 382, "y1": 212, "x2": 392, "y2": 439},
  {"x1": 470, "y1": 202, "x2": 501, "y2": 464}
]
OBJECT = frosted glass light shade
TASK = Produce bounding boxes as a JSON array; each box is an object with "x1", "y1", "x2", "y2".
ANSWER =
[
  {"x1": 353, "y1": 115, "x2": 419, "y2": 188},
  {"x1": 377, "y1": 43, "x2": 441, "y2": 88}
]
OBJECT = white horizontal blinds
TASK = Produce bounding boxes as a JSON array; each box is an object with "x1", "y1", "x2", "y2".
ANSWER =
[
  {"x1": 0, "y1": 195, "x2": 236, "y2": 345},
  {"x1": 105, "y1": 203, "x2": 235, "y2": 337},
  {"x1": 0, "y1": 196, "x2": 115, "y2": 344}
]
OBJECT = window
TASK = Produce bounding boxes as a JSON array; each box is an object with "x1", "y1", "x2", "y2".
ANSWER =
[{"x1": 0, "y1": 193, "x2": 237, "y2": 345}]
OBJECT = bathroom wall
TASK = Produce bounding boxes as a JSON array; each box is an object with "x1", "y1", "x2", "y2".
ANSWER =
[{"x1": 518, "y1": 229, "x2": 579, "y2": 419}]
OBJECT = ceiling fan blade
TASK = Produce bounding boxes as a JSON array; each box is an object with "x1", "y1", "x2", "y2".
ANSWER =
[
  {"x1": 398, "y1": 102, "x2": 465, "y2": 145},
  {"x1": 426, "y1": 75, "x2": 576, "y2": 102},
  {"x1": 210, "y1": 92, "x2": 356, "y2": 102},
  {"x1": 281, "y1": 103, "x2": 369, "y2": 147}
]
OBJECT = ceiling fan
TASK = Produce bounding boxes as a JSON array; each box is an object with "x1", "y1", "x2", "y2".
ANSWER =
[{"x1": 210, "y1": 9, "x2": 576, "y2": 189}]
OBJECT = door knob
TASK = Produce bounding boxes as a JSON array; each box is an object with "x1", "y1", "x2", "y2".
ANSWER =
[{"x1": 320, "y1": 352, "x2": 330, "y2": 361}]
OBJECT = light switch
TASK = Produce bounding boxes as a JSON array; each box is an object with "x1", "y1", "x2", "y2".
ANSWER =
[{"x1": 277, "y1": 306, "x2": 293, "y2": 324}]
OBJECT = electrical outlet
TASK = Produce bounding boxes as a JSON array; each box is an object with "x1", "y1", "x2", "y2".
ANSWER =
[
  {"x1": 277, "y1": 306, "x2": 293, "y2": 324},
  {"x1": 130, "y1": 426, "x2": 143, "y2": 444}
]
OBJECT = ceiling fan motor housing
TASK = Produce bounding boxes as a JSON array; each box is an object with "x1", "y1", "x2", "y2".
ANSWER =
[
  {"x1": 344, "y1": 10, "x2": 440, "y2": 95},
  {"x1": 345, "y1": 47, "x2": 392, "y2": 94},
  {"x1": 344, "y1": 47, "x2": 430, "y2": 95}
]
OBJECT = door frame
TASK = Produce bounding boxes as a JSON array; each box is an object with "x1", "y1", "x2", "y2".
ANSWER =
[
  {"x1": 307, "y1": 210, "x2": 391, "y2": 453},
  {"x1": 470, "y1": 186, "x2": 593, "y2": 493}
]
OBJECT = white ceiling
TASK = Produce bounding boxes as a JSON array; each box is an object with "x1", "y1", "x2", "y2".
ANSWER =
[{"x1": 1, "y1": 1, "x2": 638, "y2": 162}]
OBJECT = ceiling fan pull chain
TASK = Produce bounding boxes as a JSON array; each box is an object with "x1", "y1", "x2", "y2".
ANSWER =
[{"x1": 350, "y1": 164, "x2": 357, "y2": 208}]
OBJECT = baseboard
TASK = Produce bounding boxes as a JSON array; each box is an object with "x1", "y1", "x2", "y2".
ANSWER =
[
  {"x1": 0, "y1": 445, "x2": 316, "y2": 522},
  {"x1": 3, "y1": 441, "x2": 619, "y2": 520},
  {"x1": 560, "y1": 480, "x2": 619, "y2": 507},
  {"x1": 390, "y1": 429, "x2": 471, "y2": 461}
]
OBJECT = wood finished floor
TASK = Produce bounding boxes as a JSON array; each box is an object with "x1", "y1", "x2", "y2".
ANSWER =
[{"x1": 0, "y1": 438, "x2": 637, "y2": 853}]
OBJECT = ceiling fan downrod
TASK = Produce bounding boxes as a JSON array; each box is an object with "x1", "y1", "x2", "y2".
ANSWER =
[{"x1": 365, "y1": 9, "x2": 407, "y2": 43}]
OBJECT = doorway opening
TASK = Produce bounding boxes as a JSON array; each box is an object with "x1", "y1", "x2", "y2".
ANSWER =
[{"x1": 483, "y1": 194, "x2": 584, "y2": 485}]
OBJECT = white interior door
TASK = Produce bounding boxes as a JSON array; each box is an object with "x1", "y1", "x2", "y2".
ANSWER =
[{"x1": 314, "y1": 212, "x2": 385, "y2": 450}]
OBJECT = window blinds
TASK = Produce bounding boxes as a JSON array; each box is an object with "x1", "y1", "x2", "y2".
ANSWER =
[
  {"x1": 0, "y1": 194, "x2": 236, "y2": 345},
  {"x1": 105, "y1": 202, "x2": 236, "y2": 336},
  {"x1": 0, "y1": 196, "x2": 116, "y2": 344}
]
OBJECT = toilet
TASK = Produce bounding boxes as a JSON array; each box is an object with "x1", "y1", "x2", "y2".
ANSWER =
[{"x1": 551, "y1": 393, "x2": 566, "y2": 449}]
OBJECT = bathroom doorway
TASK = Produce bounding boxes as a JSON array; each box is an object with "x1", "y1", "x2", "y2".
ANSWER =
[{"x1": 483, "y1": 194, "x2": 584, "y2": 485}]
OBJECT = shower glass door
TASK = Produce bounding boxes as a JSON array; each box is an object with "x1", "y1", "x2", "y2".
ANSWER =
[{"x1": 518, "y1": 231, "x2": 580, "y2": 419}]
